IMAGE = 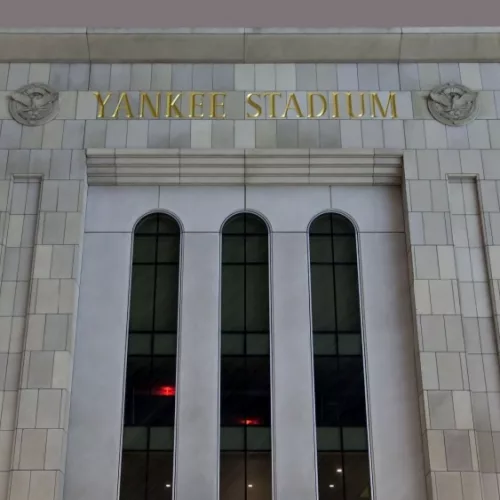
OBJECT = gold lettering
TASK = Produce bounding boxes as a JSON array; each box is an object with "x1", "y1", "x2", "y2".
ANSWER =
[
  {"x1": 246, "y1": 93, "x2": 262, "y2": 118},
  {"x1": 94, "y1": 92, "x2": 112, "y2": 119},
  {"x1": 331, "y1": 93, "x2": 340, "y2": 118},
  {"x1": 346, "y1": 92, "x2": 365, "y2": 118},
  {"x1": 165, "y1": 93, "x2": 183, "y2": 118},
  {"x1": 111, "y1": 92, "x2": 134, "y2": 119},
  {"x1": 370, "y1": 92, "x2": 398, "y2": 118},
  {"x1": 262, "y1": 92, "x2": 282, "y2": 118},
  {"x1": 189, "y1": 92, "x2": 205, "y2": 118},
  {"x1": 307, "y1": 93, "x2": 327, "y2": 118},
  {"x1": 282, "y1": 93, "x2": 304, "y2": 118},
  {"x1": 139, "y1": 92, "x2": 160, "y2": 119},
  {"x1": 210, "y1": 93, "x2": 226, "y2": 119},
  {"x1": 95, "y1": 89, "x2": 398, "y2": 121}
]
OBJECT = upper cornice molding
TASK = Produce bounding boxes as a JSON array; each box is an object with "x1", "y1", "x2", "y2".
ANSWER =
[
  {"x1": 1, "y1": 28, "x2": 500, "y2": 62},
  {"x1": 85, "y1": 148, "x2": 403, "y2": 186}
]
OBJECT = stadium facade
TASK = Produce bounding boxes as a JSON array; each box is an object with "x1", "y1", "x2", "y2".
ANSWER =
[{"x1": 0, "y1": 27, "x2": 500, "y2": 500}]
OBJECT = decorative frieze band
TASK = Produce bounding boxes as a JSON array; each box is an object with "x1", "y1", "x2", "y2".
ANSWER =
[{"x1": 85, "y1": 148, "x2": 403, "y2": 186}]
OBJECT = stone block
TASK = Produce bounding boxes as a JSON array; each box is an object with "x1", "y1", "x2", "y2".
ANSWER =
[
  {"x1": 296, "y1": 64, "x2": 317, "y2": 91},
  {"x1": 110, "y1": 64, "x2": 131, "y2": 91},
  {"x1": 28, "y1": 64, "x2": 50, "y2": 84},
  {"x1": 68, "y1": 64, "x2": 89, "y2": 91},
  {"x1": 49, "y1": 64, "x2": 70, "y2": 91},
  {"x1": 171, "y1": 64, "x2": 193, "y2": 90},
  {"x1": 428, "y1": 391, "x2": 456, "y2": 430},
  {"x1": 19, "y1": 428, "x2": 47, "y2": 469},
  {"x1": 151, "y1": 64, "x2": 172, "y2": 90},
  {"x1": 62, "y1": 121, "x2": 84, "y2": 149},
  {"x1": 130, "y1": 64, "x2": 152, "y2": 91},
  {"x1": 213, "y1": 64, "x2": 234, "y2": 91},
  {"x1": 255, "y1": 64, "x2": 275, "y2": 91},
  {"x1": 418, "y1": 63, "x2": 440, "y2": 90},
  {"x1": 235, "y1": 64, "x2": 254, "y2": 91},
  {"x1": 444, "y1": 430, "x2": 473, "y2": 471},
  {"x1": 6, "y1": 63, "x2": 29, "y2": 90}
]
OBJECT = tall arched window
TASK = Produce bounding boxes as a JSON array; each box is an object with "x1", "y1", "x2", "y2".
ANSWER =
[
  {"x1": 220, "y1": 213, "x2": 272, "y2": 500},
  {"x1": 120, "y1": 213, "x2": 181, "y2": 500},
  {"x1": 309, "y1": 213, "x2": 371, "y2": 500}
]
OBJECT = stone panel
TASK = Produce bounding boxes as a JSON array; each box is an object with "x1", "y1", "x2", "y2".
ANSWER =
[
  {"x1": 0, "y1": 57, "x2": 499, "y2": 500},
  {"x1": 0, "y1": 151, "x2": 85, "y2": 500}
]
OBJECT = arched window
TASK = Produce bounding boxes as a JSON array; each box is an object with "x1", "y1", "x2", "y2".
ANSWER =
[
  {"x1": 309, "y1": 213, "x2": 371, "y2": 500},
  {"x1": 219, "y1": 213, "x2": 272, "y2": 500},
  {"x1": 120, "y1": 213, "x2": 181, "y2": 500}
]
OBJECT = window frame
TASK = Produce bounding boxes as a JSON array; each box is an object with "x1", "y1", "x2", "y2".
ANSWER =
[
  {"x1": 219, "y1": 212, "x2": 274, "y2": 500},
  {"x1": 119, "y1": 212, "x2": 183, "y2": 500},
  {"x1": 308, "y1": 211, "x2": 373, "y2": 500}
]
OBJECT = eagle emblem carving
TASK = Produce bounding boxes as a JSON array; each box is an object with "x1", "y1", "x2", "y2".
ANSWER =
[
  {"x1": 8, "y1": 83, "x2": 60, "y2": 126},
  {"x1": 427, "y1": 82, "x2": 479, "y2": 126}
]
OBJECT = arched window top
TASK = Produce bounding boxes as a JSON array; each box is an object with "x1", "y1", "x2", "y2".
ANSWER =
[
  {"x1": 121, "y1": 211, "x2": 181, "y2": 500},
  {"x1": 220, "y1": 210, "x2": 272, "y2": 500},
  {"x1": 309, "y1": 212, "x2": 356, "y2": 236},
  {"x1": 222, "y1": 212, "x2": 269, "y2": 235},
  {"x1": 309, "y1": 210, "x2": 369, "y2": 499},
  {"x1": 134, "y1": 212, "x2": 181, "y2": 235}
]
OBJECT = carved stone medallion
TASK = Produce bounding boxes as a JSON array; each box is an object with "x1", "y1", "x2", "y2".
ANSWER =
[
  {"x1": 8, "y1": 83, "x2": 60, "y2": 126},
  {"x1": 427, "y1": 82, "x2": 479, "y2": 126}
]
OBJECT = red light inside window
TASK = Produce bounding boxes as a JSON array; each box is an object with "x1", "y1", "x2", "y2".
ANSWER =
[
  {"x1": 152, "y1": 386, "x2": 176, "y2": 397},
  {"x1": 240, "y1": 418, "x2": 260, "y2": 426}
]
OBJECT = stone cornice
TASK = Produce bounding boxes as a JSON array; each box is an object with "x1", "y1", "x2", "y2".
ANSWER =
[
  {"x1": 85, "y1": 148, "x2": 403, "y2": 186},
  {"x1": 1, "y1": 28, "x2": 500, "y2": 62}
]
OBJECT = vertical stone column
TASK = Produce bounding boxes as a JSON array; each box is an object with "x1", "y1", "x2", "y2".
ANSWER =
[
  {"x1": 0, "y1": 154, "x2": 9, "y2": 284},
  {"x1": 405, "y1": 150, "x2": 500, "y2": 500},
  {"x1": 174, "y1": 232, "x2": 220, "y2": 500},
  {"x1": 479, "y1": 170, "x2": 500, "y2": 499},
  {"x1": 64, "y1": 231, "x2": 132, "y2": 500},
  {"x1": 271, "y1": 232, "x2": 317, "y2": 500},
  {"x1": 0, "y1": 176, "x2": 42, "y2": 499},
  {"x1": 0, "y1": 150, "x2": 86, "y2": 500}
]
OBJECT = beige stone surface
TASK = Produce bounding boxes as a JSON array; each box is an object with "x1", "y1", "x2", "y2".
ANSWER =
[
  {"x1": 1, "y1": 59, "x2": 500, "y2": 500},
  {"x1": 244, "y1": 34, "x2": 402, "y2": 62},
  {"x1": 87, "y1": 34, "x2": 245, "y2": 63},
  {"x1": 400, "y1": 34, "x2": 500, "y2": 62},
  {"x1": 0, "y1": 31, "x2": 497, "y2": 62},
  {"x1": 0, "y1": 135, "x2": 84, "y2": 500},
  {"x1": 0, "y1": 35, "x2": 89, "y2": 63}
]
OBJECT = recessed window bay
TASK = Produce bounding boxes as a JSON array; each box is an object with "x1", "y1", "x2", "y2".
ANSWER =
[
  {"x1": 220, "y1": 213, "x2": 272, "y2": 500},
  {"x1": 120, "y1": 213, "x2": 180, "y2": 500},
  {"x1": 309, "y1": 213, "x2": 371, "y2": 500}
]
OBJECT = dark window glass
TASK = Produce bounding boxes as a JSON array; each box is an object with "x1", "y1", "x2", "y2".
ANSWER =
[
  {"x1": 309, "y1": 214, "x2": 371, "y2": 500},
  {"x1": 220, "y1": 213, "x2": 272, "y2": 500},
  {"x1": 120, "y1": 213, "x2": 180, "y2": 500}
]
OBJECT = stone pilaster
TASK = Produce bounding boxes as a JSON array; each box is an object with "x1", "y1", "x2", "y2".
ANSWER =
[
  {"x1": 0, "y1": 150, "x2": 86, "y2": 500},
  {"x1": 405, "y1": 150, "x2": 500, "y2": 500}
]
